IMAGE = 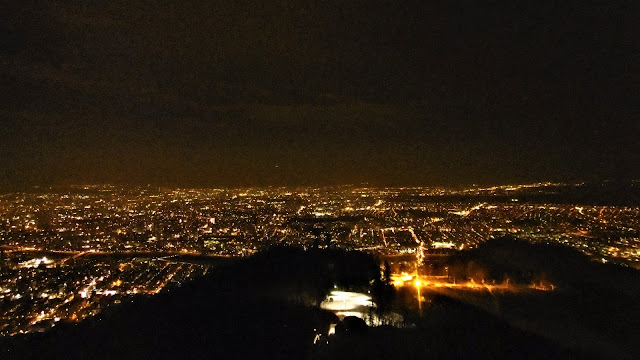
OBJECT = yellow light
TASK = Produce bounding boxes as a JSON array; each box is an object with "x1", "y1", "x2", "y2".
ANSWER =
[
  {"x1": 415, "y1": 280, "x2": 421, "y2": 287},
  {"x1": 328, "y1": 324, "x2": 336, "y2": 335}
]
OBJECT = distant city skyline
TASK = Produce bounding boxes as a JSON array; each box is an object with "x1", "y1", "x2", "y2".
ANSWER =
[{"x1": 1, "y1": 182, "x2": 639, "y2": 335}]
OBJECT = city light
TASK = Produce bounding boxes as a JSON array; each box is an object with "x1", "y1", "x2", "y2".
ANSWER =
[{"x1": 0, "y1": 183, "x2": 638, "y2": 335}]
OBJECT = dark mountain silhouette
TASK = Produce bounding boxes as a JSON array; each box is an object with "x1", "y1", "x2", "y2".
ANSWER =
[
  {"x1": 443, "y1": 236, "x2": 640, "y2": 359},
  {"x1": 2, "y1": 243, "x2": 635, "y2": 359},
  {"x1": 314, "y1": 294, "x2": 578, "y2": 360}
]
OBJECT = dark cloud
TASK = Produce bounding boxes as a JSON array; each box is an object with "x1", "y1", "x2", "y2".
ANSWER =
[{"x1": 1, "y1": 0, "x2": 638, "y2": 188}]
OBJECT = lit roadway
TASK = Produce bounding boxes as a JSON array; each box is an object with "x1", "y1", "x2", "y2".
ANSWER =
[
  {"x1": 0, "y1": 245, "x2": 235, "y2": 260},
  {"x1": 391, "y1": 274, "x2": 555, "y2": 293}
]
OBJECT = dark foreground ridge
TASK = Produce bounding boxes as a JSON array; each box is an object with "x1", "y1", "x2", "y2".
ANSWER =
[
  {"x1": 2, "y1": 243, "x2": 638, "y2": 359},
  {"x1": 442, "y1": 237, "x2": 640, "y2": 359}
]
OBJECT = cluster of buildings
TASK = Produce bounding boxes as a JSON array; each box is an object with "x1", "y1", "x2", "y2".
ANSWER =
[{"x1": 0, "y1": 183, "x2": 638, "y2": 335}]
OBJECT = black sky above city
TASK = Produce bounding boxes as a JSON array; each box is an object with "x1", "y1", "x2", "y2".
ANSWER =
[{"x1": 2, "y1": 1, "x2": 638, "y2": 189}]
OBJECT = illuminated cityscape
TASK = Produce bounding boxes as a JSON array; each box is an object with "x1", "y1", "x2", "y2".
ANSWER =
[
  {"x1": 1, "y1": 182, "x2": 638, "y2": 336},
  {"x1": 3, "y1": 0, "x2": 638, "y2": 357}
]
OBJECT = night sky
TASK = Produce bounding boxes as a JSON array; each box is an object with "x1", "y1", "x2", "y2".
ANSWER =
[{"x1": 2, "y1": 1, "x2": 638, "y2": 189}]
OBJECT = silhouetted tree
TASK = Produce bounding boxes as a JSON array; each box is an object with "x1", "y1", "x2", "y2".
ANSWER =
[{"x1": 371, "y1": 261, "x2": 395, "y2": 324}]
